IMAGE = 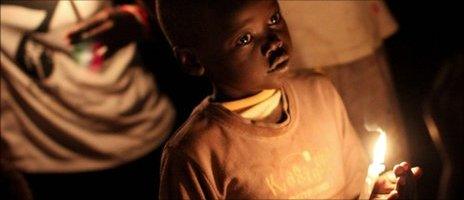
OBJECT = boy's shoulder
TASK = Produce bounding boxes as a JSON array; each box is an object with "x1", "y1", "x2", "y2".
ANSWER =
[{"x1": 163, "y1": 102, "x2": 224, "y2": 156}]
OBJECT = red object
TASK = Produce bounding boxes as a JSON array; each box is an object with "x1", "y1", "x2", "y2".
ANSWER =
[{"x1": 89, "y1": 42, "x2": 104, "y2": 72}]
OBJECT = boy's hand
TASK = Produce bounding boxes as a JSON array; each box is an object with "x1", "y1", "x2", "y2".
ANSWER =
[{"x1": 371, "y1": 162, "x2": 422, "y2": 200}]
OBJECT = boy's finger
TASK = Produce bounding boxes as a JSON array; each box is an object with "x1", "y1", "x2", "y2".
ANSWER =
[
  {"x1": 397, "y1": 175, "x2": 406, "y2": 186},
  {"x1": 393, "y1": 161, "x2": 410, "y2": 177},
  {"x1": 386, "y1": 190, "x2": 399, "y2": 200},
  {"x1": 374, "y1": 180, "x2": 395, "y2": 194},
  {"x1": 400, "y1": 162, "x2": 410, "y2": 170},
  {"x1": 411, "y1": 167, "x2": 423, "y2": 179},
  {"x1": 393, "y1": 164, "x2": 405, "y2": 176}
]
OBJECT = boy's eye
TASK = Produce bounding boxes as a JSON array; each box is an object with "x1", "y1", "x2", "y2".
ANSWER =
[
  {"x1": 270, "y1": 12, "x2": 281, "y2": 25},
  {"x1": 237, "y1": 33, "x2": 252, "y2": 46}
]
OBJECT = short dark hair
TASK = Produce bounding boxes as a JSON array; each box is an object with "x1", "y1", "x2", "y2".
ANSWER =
[
  {"x1": 156, "y1": 0, "x2": 213, "y2": 48},
  {"x1": 156, "y1": 0, "x2": 247, "y2": 48}
]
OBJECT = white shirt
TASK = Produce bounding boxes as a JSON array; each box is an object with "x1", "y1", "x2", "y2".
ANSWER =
[
  {"x1": 1, "y1": 1, "x2": 175, "y2": 172},
  {"x1": 280, "y1": 0, "x2": 397, "y2": 68}
]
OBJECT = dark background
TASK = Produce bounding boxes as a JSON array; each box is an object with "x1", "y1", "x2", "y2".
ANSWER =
[
  {"x1": 385, "y1": 1, "x2": 463, "y2": 199},
  {"x1": 140, "y1": 1, "x2": 463, "y2": 199}
]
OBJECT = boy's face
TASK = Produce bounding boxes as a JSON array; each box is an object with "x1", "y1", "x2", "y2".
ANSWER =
[{"x1": 195, "y1": 0, "x2": 292, "y2": 100}]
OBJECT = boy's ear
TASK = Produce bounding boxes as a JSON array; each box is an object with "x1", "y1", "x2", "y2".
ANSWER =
[{"x1": 173, "y1": 46, "x2": 205, "y2": 76}]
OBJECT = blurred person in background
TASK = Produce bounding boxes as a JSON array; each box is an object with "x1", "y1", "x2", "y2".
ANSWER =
[
  {"x1": 280, "y1": 0, "x2": 409, "y2": 167},
  {"x1": 424, "y1": 53, "x2": 464, "y2": 199},
  {"x1": 0, "y1": 0, "x2": 174, "y2": 199}
]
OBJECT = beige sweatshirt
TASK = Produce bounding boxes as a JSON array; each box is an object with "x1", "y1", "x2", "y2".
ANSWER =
[{"x1": 160, "y1": 71, "x2": 368, "y2": 199}]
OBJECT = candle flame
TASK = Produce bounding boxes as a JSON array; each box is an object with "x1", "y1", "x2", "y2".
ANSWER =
[{"x1": 373, "y1": 128, "x2": 387, "y2": 164}]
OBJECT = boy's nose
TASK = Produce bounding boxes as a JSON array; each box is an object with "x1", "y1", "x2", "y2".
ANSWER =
[{"x1": 261, "y1": 33, "x2": 284, "y2": 58}]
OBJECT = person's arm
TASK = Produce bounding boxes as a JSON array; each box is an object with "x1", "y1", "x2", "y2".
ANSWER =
[
  {"x1": 66, "y1": 1, "x2": 152, "y2": 57},
  {"x1": 159, "y1": 148, "x2": 220, "y2": 200}
]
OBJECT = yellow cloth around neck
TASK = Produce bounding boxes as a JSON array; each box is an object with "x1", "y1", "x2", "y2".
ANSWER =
[
  {"x1": 240, "y1": 90, "x2": 282, "y2": 120},
  {"x1": 220, "y1": 89, "x2": 282, "y2": 120},
  {"x1": 221, "y1": 89, "x2": 276, "y2": 111}
]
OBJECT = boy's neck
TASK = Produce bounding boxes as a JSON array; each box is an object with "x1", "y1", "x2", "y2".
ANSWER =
[
  {"x1": 260, "y1": 100, "x2": 285, "y2": 123},
  {"x1": 214, "y1": 87, "x2": 286, "y2": 124},
  {"x1": 212, "y1": 87, "x2": 263, "y2": 103},
  {"x1": 211, "y1": 83, "x2": 285, "y2": 101}
]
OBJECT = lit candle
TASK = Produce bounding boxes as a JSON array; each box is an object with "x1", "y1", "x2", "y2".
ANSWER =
[{"x1": 359, "y1": 128, "x2": 387, "y2": 199}]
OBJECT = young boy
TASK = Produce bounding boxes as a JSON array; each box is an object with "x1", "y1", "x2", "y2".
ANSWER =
[{"x1": 156, "y1": 0, "x2": 420, "y2": 199}]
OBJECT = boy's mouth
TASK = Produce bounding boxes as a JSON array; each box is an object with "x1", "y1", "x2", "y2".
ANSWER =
[
  {"x1": 268, "y1": 54, "x2": 289, "y2": 73},
  {"x1": 268, "y1": 47, "x2": 289, "y2": 73}
]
